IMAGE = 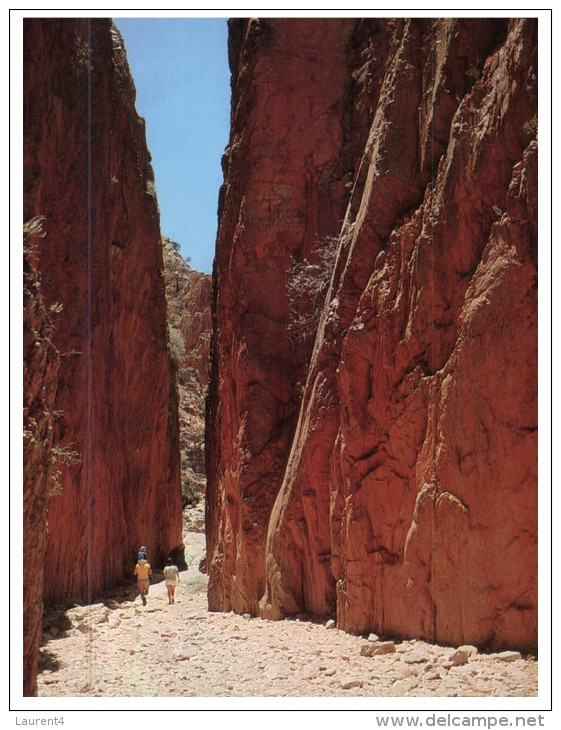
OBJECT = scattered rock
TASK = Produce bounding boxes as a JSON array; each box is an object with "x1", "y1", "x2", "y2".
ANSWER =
[
  {"x1": 391, "y1": 677, "x2": 418, "y2": 694},
  {"x1": 325, "y1": 619, "x2": 336, "y2": 630},
  {"x1": 404, "y1": 653, "x2": 428, "y2": 664},
  {"x1": 265, "y1": 664, "x2": 282, "y2": 679},
  {"x1": 367, "y1": 633, "x2": 380, "y2": 642},
  {"x1": 493, "y1": 651, "x2": 522, "y2": 662},
  {"x1": 361, "y1": 641, "x2": 396, "y2": 657},
  {"x1": 303, "y1": 670, "x2": 319, "y2": 681},
  {"x1": 397, "y1": 665, "x2": 419, "y2": 679},
  {"x1": 174, "y1": 647, "x2": 196, "y2": 661},
  {"x1": 448, "y1": 648, "x2": 471, "y2": 666},
  {"x1": 458, "y1": 644, "x2": 478, "y2": 658},
  {"x1": 341, "y1": 679, "x2": 363, "y2": 690},
  {"x1": 43, "y1": 610, "x2": 72, "y2": 636},
  {"x1": 36, "y1": 531, "x2": 538, "y2": 698}
]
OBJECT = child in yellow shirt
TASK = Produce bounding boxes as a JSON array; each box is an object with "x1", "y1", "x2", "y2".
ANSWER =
[{"x1": 134, "y1": 557, "x2": 152, "y2": 605}]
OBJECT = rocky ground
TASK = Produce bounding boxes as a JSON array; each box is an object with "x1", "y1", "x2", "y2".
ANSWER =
[{"x1": 37, "y1": 506, "x2": 538, "y2": 699}]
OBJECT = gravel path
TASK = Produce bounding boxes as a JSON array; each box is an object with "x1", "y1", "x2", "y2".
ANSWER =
[{"x1": 37, "y1": 530, "x2": 538, "y2": 699}]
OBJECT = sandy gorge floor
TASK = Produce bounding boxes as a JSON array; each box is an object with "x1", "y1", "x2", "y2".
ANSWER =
[{"x1": 37, "y1": 523, "x2": 537, "y2": 699}]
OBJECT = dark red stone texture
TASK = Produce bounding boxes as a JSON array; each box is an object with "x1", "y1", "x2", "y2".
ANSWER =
[
  {"x1": 208, "y1": 18, "x2": 537, "y2": 651},
  {"x1": 23, "y1": 19, "x2": 183, "y2": 613},
  {"x1": 23, "y1": 221, "x2": 61, "y2": 696}
]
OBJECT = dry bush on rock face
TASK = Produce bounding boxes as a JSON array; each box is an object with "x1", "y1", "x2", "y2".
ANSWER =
[
  {"x1": 286, "y1": 236, "x2": 340, "y2": 344},
  {"x1": 23, "y1": 215, "x2": 46, "y2": 239},
  {"x1": 168, "y1": 325, "x2": 186, "y2": 366},
  {"x1": 523, "y1": 116, "x2": 538, "y2": 138},
  {"x1": 49, "y1": 444, "x2": 81, "y2": 497}
]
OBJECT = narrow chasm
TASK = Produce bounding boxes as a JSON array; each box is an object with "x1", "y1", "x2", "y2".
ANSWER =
[
  {"x1": 161, "y1": 236, "x2": 212, "y2": 553},
  {"x1": 24, "y1": 15, "x2": 539, "y2": 701}
]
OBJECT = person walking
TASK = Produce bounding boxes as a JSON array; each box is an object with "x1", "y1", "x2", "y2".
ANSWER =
[
  {"x1": 163, "y1": 557, "x2": 181, "y2": 604},
  {"x1": 134, "y1": 554, "x2": 152, "y2": 605}
]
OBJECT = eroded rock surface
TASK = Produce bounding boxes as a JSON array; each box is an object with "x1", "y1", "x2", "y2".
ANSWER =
[
  {"x1": 208, "y1": 18, "x2": 537, "y2": 651},
  {"x1": 163, "y1": 238, "x2": 212, "y2": 500}
]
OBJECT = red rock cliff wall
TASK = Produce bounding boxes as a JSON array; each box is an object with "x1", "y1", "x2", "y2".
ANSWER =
[
  {"x1": 210, "y1": 18, "x2": 538, "y2": 651},
  {"x1": 206, "y1": 18, "x2": 363, "y2": 613},
  {"x1": 163, "y1": 239, "x2": 212, "y2": 389},
  {"x1": 163, "y1": 238, "x2": 212, "y2": 482},
  {"x1": 24, "y1": 19, "x2": 183, "y2": 606},
  {"x1": 23, "y1": 221, "x2": 60, "y2": 696}
]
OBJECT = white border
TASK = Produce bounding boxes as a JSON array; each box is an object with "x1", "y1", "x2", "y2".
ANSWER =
[{"x1": 7, "y1": 4, "x2": 553, "y2": 723}]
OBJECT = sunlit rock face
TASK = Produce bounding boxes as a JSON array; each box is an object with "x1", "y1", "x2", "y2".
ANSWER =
[
  {"x1": 163, "y1": 237, "x2": 212, "y2": 496},
  {"x1": 208, "y1": 17, "x2": 537, "y2": 651},
  {"x1": 24, "y1": 18, "x2": 183, "y2": 612}
]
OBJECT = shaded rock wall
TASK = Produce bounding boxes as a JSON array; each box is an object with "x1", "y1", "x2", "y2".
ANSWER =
[
  {"x1": 23, "y1": 220, "x2": 60, "y2": 696},
  {"x1": 208, "y1": 18, "x2": 538, "y2": 650},
  {"x1": 23, "y1": 18, "x2": 183, "y2": 607}
]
